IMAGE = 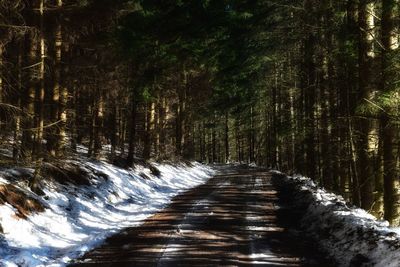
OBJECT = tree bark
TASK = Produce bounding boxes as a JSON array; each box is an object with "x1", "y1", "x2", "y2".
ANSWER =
[
  {"x1": 356, "y1": 0, "x2": 376, "y2": 210},
  {"x1": 381, "y1": 0, "x2": 400, "y2": 225},
  {"x1": 143, "y1": 102, "x2": 155, "y2": 160},
  {"x1": 127, "y1": 94, "x2": 137, "y2": 166},
  {"x1": 225, "y1": 112, "x2": 229, "y2": 163},
  {"x1": 303, "y1": 0, "x2": 317, "y2": 180},
  {"x1": 36, "y1": 0, "x2": 46, "y2": 158}
]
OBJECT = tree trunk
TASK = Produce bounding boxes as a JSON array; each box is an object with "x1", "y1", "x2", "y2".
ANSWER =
[
  {"x1": 21, "y1": 32, "x2": 38, "y2": 161},
  {"x1": 110, "y1": 102, "x2": 118, "y2": 160},
  {"x1": 303, "y1": 0, "x2": 317, "y2": 180},
  {"x1": 93, "y1": 92, "x2": 104, "y2": 158},
  {"x1": 58, "y1": 11, "x2": 68, "y2": 156},
  {"x1": 158, "y1": 97, "x2": 167, "y2": 157},
  {"x1": 381, "y1": 0, "x2": 400, "y2": 225},
  {"x1": 320, "y1": 0, "x2": 335, "y2": 189},
  {"x1": 0, "y1": 45, "x2": 3, "y2": 108},
  {"x1": 70, "y1": 83, "x2": 78, "y2": 151},
  {"x1": 48, "y1": 0, "x2": 65, "y2": 156},
  {"x1": 225, "y1": 112, "x2": 229, "y2": 163},
  {"x1": 127, "y1": 96, "x2": 137, "y2": 166},
  {"x1": 36, "y1": 0, "x2": 46, "y2": 158},
  {"x1": 143, "y1": 102, "x2": 155, "y2": 160},
  {"x1": 212, "y1": 115, "x2": 216, "y2": 163},
  {"x1": 175, "y1": 68, "x2": 187, "y2": 157},
  {"x1": 356, "y1": 0, "x2": 375, "y2": 210},
  {"x1": 270, "y1": 64, "x2": 278, "y2": 167},
  {"x1": 13, "y1": 44, "x2": 23, "y2": 161}
]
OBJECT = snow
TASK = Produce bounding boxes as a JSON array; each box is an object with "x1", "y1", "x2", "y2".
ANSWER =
[
  {"x1": 0, "y1": 161, "x2": 214, "y2": 267},
  {"x1": 275, "y1": 172, "x2": 400, "y2": 267}
]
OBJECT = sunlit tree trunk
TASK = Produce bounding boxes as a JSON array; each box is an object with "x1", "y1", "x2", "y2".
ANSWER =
[
  {"x1": 93, "y1": 92, "x2": 104, "y2": 158},
  {"x1": 48, "y1": 0, "x2": 65, "y2": 156},
  {"x1": 143, "y1": 102, "x2": 155, "y2": 160},
  {"x1": 295, "y1": 50, "x2": 306, "y2": 174},
  {"x1": 319, "y1": 0, "x2": 334, "y2": 189},
  {"x1": 381, "y1": 0, "x2": 400, "y2": 225},
  {"x1": 303, "y1": 0, "x2": 317, "y2": 180},
  {"x1": 289, "y1": 59, "x2": 296, "y2": 171},
  {"x1": 0, "y1": 45, "x2": 3, "y2": 106},
  {"x1": 340, "y1": 0, "x2": 358, "y2": 203},
  {"x1": 270, "y1": 63, "x2": 278, "y2": 167},
  {"x1": 356, "y1": 0, "x2": 375, "y2": 210},
  {"x1": 127, "y1": 92, "x2": 137, "y2": 166},
  {"x1": 224, "y1": 112, "x2": 229, "y2": 163},
  {"x1": 70, "y1": 83, "x2": 78, "y2": 151},
  {"x1": 21, "y1": 30, "x2": 38, "y2": 161},
  {"x1": 36, "y1": 0, "x2": 46, "y2": 158},
  {"x1": 211, "y1": 114, "x2": 216, "y2": 163},
  {"x1": 175, "y1": 68, "x2": 187, "y2": 157},
  {"x1": 58, "y1": 0, "x2": 68, "y2": 157},
  {"x1": 110, "y1": 101, "x2": 118, "y2": 160},
  {"x1": 159, "y1": 97, "x2": 167, "y2": 156},
  {"x1": 13, "y1": 43, "x2": 23, "y2": 161},
  {"x1": 155, "y1": 100, "x2": 160, "y2": 158}
]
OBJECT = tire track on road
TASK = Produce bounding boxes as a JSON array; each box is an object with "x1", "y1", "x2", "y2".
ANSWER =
[{"x1": 70, "y1": 168, "x2": 334, "y2": 267}]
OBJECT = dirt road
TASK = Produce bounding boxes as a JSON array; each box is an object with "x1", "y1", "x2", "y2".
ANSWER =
[{"x1": 70, "y1": 168, "x2": 334, "y2": 266}]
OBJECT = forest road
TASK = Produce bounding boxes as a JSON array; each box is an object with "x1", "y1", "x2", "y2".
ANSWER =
[{"x1": 70, "y1": 167, "x2": 335, "y2": 267}]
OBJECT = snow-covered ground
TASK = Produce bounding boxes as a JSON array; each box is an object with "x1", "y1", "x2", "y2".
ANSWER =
[
  {"x1": 273, "y1": 171, "x2": 400, "y2": 267},
  {"x1": 0, "y1": 161, "x2": 215, "y2": 267}
]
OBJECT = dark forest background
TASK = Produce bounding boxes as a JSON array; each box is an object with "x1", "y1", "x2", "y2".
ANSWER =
[{"x1": 0, "y1": 0, "x2": 400, "y2": 225}]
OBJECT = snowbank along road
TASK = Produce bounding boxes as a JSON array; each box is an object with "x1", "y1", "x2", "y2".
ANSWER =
[{"x1": 70, "y1": 167, "x2": 334, "y2": 266}]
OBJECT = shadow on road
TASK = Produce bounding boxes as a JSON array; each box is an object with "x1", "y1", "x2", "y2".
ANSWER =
[{"x1": 70, "y1": 168, "x2": 336, "y2": 266}]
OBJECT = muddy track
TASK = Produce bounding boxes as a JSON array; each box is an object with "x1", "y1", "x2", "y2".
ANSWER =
[{"x1": 70, "y1": 168, "x2": 335, "y2": 267}]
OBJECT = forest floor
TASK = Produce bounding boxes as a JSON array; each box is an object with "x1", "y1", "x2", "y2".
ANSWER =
[{"x1": 69, "y1": 167, "x2": 335, "y2": 267}]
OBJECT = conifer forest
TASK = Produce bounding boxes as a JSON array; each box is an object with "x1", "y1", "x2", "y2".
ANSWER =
[{"x1": 2, "y1": 1, "x2": 400, "y2": 265}]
